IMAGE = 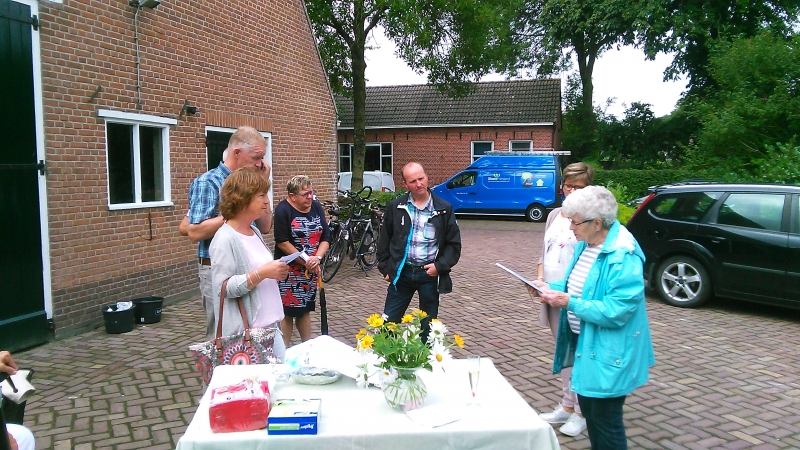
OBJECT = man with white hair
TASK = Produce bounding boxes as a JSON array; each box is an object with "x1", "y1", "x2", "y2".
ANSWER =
[{"x1": 186, "y1": 126, "x2": 272, "y2": 340}]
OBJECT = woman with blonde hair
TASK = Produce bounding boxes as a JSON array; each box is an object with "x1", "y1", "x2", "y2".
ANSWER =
[
  {"x1": 210, "y1": 167, "x2": 289, "y2": 360},
  {"x1": 274, "y1": 175, "x2": 331, "y2": 347}
]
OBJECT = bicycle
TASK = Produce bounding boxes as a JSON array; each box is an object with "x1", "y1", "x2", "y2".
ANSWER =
[{"x1": 321, "y1": 187, "x2": 382, "y2": 282}]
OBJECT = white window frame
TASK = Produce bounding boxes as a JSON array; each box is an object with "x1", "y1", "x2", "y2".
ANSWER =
[
  {"x1": 471, "y1": 141, "x2": 494, "y2": 161},
  {"x1": 338, "y1": 142, "x2": 393, "y2": 172},
  {"x1": 205, "y1": 126, "x2": 274, "y2": 206},
  {"x1": 99, "y1": 110, "x2": 175, "y2": 210},
  {"x1": 509, "y1": 140, "x2": 533, "y2": 151},
  {"x1": 380, "y1": 142, "x2": 393, "y2": 173},
  {"x1": 338, "y1": 143, "x2": 352, "y2": 172}
]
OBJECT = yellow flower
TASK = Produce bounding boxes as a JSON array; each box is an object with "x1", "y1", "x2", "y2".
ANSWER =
[
  {"x1": 386, "y1": 322, "x2": 398, "y2": 331},
  {"x1": 412, "y1": 309, "x2": 428, "y2": 318},
  {"x1": 401, "y1": 314, "x2": 413, "y2": 323},
  {"x1": 356, "y1": 329, "x2": 367, "y2": 340},
  {"x1": 366, "y1": 314, "x2": 384, "y2": 328},
  {"x1": 359, "y1": 335, "x2": 374, "y2": 349},
  {"x1": 454, "y1": 334, "x2": 465, "y2": 348},
  {"x1": 431, "y1": 318, "x2": 441, "y2": 324}
]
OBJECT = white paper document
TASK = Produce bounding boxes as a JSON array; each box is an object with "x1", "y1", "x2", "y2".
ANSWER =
[
  {"x1": 495, "y1": 263, "x2": 545, "y2": 292},
  {"x1": 405, "y1": 402, "x2": 467, "y2": 428},
  {"x1": 278, "y1": 251, "x2": 308, "y2": 263}
]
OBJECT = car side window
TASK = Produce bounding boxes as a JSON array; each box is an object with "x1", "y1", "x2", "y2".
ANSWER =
[
  {"x1": 447, "y1": 171, "x2": 477, "y2": 189},
  {"x1": 650, "y1": 192, "x2": 721, "y2": 222},
  {"x1": 717, "y1": 193, "x2": 785, "y2": 231}
]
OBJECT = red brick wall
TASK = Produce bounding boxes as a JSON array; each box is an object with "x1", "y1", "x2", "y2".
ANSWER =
[
  {"x1": 38, "y1": 0, "x2": 337, "y2": 337},
  {"x1": 338, "y1": 126, "x2": 556, "y2": 187}
]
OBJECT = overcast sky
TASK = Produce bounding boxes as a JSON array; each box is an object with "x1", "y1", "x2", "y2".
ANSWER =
[{"x1": 363, "y1": 27, "x2": 686, "y2": 118}]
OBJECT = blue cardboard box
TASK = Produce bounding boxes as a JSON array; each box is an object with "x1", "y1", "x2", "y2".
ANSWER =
[{"x1": 267, "y1": 399, "x2": 321, "y2": 435}]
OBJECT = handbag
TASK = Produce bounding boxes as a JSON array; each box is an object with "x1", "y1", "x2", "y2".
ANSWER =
[{"x1": 190, "y1": 279, "x2": 279, "y2": 384}]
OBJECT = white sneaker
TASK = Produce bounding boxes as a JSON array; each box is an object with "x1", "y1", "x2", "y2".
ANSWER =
[
  {"x1": 559, "y1": 413, "x2": 587, "y2": 437},
  {"x1": 539, "y1": 405, "x2": 572, "y2": 424}
]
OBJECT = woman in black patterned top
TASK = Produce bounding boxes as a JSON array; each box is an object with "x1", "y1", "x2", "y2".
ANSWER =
[{"x1": 273, "y1": 175, "x2": 330, "y2": 348}]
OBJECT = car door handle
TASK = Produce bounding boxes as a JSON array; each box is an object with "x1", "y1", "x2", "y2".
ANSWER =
[
  {"x1": 468, "y1": 192, "x2": 477, "y2": 195},
  {"x1": 711, "y1": 236, "x2": 727, "y2": 243}
]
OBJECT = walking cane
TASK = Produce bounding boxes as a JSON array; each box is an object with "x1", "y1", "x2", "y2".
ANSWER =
[{"x1": 318, "y1": 277, "x2": 328, "y2": 335}]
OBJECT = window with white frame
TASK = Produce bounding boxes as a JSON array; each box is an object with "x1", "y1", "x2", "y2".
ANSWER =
[
  {"x1": 338, "y1": 142, "x2": 393, "y2": 173},
  {"x1": 471, "y1": 141, "x2": 493, "y2": 161},
  {"x1": 510, "y1": 140, "x2": 533, "y2": 151},
  {"x1": 206, "y1": 126, "x2": 273, "y2": 205},
  {"x1": 99, "y1": 110, "x2": 176, "y2": 209}
]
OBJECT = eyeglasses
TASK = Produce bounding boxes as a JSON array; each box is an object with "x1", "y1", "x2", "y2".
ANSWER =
[
  {"x1": 292, "y1": 191, "x2": 314, "y2": 199},
  {"x1": 568, "y1": 218, "x2": 596, "y2": 227},
  {"x1": 563, "y1": 183, "x2": 587, "y2": 191}
]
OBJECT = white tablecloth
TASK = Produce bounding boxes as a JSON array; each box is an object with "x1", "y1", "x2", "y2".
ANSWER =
[{"x1": 177, "y1": 359, "x2": 560, "y2": 450}]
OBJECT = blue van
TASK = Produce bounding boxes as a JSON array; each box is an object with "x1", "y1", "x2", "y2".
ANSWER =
[{"x1": 432, "y1": 152, "x2": 568, "y2": 221}]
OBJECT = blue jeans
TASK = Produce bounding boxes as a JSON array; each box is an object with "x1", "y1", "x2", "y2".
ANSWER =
[
  {"x1": 383, "y1": 264, "x2": 439, "y2": 340},
  {"x1": 577, "y1": 394, "x2": 627, "y2": 450}
]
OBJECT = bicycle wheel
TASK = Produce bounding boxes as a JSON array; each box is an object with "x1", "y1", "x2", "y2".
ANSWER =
[
  {"x1": 357, "y1": 230, "x2": 379, "y2": 270},
  {"x1": 322, "y1": 234, "x2": 347, "y2": 283}
]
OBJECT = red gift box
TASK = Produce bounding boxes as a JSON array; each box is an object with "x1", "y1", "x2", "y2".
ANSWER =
[{"x1": 209, "y1": 378, "x2": 271, "y2": 433}]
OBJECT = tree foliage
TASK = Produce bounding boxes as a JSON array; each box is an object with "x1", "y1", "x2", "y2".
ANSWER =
[
  {"x1": 306, "y1": 0, "x2": 517, "y2": 189},
  {"x1": 641, "y1": 0, "x2": 800, "y2": 95},
  {"x1": 685, "y1": 31, "x2": 800, "y2": 166},
  {"x1": 510, "y1": 0, "x2": 657, "y2": 112}
]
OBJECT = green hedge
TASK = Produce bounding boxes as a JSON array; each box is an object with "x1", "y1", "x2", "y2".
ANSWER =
[{"x1": 594, "y1": 169, "x2": 695, "y2": 201}]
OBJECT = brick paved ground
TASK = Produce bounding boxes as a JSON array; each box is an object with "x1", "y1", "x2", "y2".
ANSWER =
[{"x1": 11, "y1": 219, "x2": 800, "y2": 449}]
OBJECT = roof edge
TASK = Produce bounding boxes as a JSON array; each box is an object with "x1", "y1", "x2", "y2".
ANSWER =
[{"x1": 338, "y1": 122, "x2": 555, "y2": 130}]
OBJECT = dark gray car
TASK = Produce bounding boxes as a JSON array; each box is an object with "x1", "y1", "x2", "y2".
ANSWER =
[{"x1": 626, "y1": 182, "x2": 800, "y2": 309}]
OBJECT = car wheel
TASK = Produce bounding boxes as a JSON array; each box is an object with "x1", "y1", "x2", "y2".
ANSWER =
[
  {"x1": 525, "y1": 204, "x2": 545, "y2": 222},
  {"x1": 656, "y1": 255, "x2": 711, "y2": 307}
]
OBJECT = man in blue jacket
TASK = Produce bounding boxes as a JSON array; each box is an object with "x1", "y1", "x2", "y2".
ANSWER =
[{"x1": 377, "y1": 162, "x2": 461, "y2": 340}]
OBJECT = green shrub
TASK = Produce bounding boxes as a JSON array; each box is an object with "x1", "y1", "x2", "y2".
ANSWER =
[
  {"x1": 594, "y1": 169, "x2": 695, "y2": 199},
  {"x1": 617, "y1": 204, "x2": 637, "y2": 226}
]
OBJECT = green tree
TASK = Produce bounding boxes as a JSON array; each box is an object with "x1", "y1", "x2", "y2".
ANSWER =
[
  {"x1": 306, "y1": 0, "x2": 517, "y2": 190},
  {"x1": 686, "y1": 31, "x2": 800, "y2": 170},
  {"x1": 510, "y1": 0, "x2": 657, "y2": 113},
  {"x1": 642, "y1": 0, "x2": 800, "y2": 96}
]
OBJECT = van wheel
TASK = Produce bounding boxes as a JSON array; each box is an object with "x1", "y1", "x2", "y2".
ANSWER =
[
  {"x1": 525, "y1": 205, "x2": 545, "y2": 222},
  {"x1": 656, "y1": 256, "x2": 711, "y2": 308}
]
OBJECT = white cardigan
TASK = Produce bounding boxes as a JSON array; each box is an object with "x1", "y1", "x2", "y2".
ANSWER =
[{"x1": 209, "y1": 222, "x2": 271, "y2": 337}]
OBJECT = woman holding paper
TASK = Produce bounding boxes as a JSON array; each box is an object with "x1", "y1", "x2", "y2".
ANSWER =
[
  {"x1": 534, "y1": 162, "x2": 594, "y2": 437},
  {"x1": 533, "y1": 186, "x2": 655, "y2": 450},
  {"x1": 274, "y1": 175, "x2": 331, "y2": 347},
  {"x1": 210, "y1": 168, "x2": 290, "y2": 361}
]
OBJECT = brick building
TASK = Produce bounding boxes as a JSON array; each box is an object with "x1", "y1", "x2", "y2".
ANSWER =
[
  {"x1": 336, "y1": 80, "x2": 561, "y2": 186},
  {"x1": 1, "y1": 0, "x2": 337, "y2": 350}
]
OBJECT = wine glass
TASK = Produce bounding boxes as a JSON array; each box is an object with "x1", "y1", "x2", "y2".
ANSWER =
[{"x1": 466, "y1": 354, "x2": 481, "y2": 407}]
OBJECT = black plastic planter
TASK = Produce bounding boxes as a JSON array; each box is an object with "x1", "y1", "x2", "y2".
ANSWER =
[
  {"x1": 102, "y1": 304, "x2": 134, "y2": 334},
  {"x1": 132, "y1": 296, "x2": 164, "y2": 324}
]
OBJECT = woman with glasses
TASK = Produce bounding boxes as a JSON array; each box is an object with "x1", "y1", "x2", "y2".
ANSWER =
[
  {"x1": 274, "y1": 175, "x2": 331, "y2": 348},
  {"x1": 532, "y1": 186, "x2": 655, "y2": 450},
  {"x1": 534, "y1": 162, "x2": 594, "y2": 436}
]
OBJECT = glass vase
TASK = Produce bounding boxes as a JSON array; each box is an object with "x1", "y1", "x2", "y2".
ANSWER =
[{"x1": 382, "y1": 367, "x2": 427, "y2": 411}]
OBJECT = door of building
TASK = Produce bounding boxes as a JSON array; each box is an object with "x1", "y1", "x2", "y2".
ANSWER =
[{"x1": 0, "y1": 0, "x2": 50, "y2": 351}]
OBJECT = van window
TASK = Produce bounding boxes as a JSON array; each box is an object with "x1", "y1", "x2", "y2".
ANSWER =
[
  {"x1": 447, "y1": 171, "x2": 477, "y2": 189},
  {"x1": 717, "y1": 193, "x2": 784, "y2": 231}
]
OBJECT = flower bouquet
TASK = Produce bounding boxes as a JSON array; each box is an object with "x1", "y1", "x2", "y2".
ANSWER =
[{"x1": 355, "y1": 310, "x2": 464, "y2": 411}]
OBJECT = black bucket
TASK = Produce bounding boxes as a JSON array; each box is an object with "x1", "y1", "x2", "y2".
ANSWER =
[
  {"x1": 102, "y1": 304, "x2": 135, "y2": 334},
  {"x1": 133, "y1": 296, "x2": 164, "y2": 324}
]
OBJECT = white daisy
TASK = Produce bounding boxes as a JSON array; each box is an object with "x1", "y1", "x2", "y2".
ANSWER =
[
  {"x1": 377, "y1": 366, "x2": 397, "y2": 386},
  {"x1": 428, "y1": 342, "x2": 453, "y2": 369}
]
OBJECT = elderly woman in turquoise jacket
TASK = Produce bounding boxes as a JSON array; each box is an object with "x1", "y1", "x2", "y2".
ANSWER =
[{"x1": 531, "y1": 186, "x2": 655, "y2": 450}]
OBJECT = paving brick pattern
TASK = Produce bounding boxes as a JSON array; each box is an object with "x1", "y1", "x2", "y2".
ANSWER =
[{"x1": 13, "y1": 219, "x2": 800, "y2": 449}]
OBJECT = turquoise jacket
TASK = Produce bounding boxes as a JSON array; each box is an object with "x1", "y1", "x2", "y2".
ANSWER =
[{"x1": 549, "y1": 221, "x2": 655, "y2": 398}]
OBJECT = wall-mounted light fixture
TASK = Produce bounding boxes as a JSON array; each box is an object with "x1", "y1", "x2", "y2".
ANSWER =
[
  {"x1": 180, "y1": 99, "x2": 198, "y2": 117},
  {"x1": 129, "y1": 0, "x2": 161, "y2": 9}
]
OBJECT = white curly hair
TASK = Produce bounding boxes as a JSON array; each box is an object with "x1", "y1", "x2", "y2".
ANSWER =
[{"x1": 562, "y1": 185, "x2": 618, "y2": 228}]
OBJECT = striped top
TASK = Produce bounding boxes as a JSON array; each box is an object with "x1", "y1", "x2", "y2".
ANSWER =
[{"x1": 566, "y1": 245, "x2": 602, "y2": 334}]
